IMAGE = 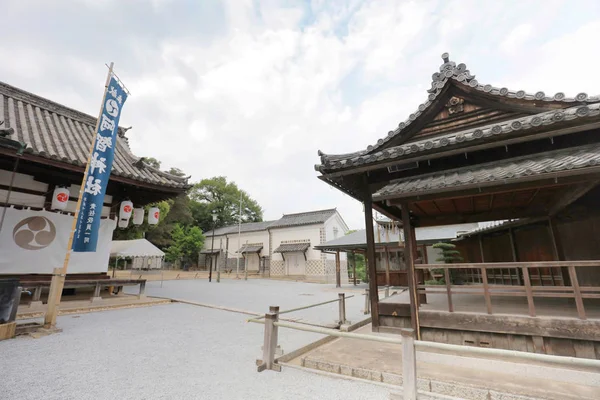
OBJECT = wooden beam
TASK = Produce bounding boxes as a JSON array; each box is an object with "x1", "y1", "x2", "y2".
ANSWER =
[
  {"x1": 548, "y1": 181, "x2": 599, "y2": 216},
  {"x1": 364, "y1": 191, "x2": 380, "y2": 328},
  {"x1": 382, "y1": 169, "x2": 600, "y2": 204},
  {"x1": 384, "y1": 246, "x2": 391, "y2": 287},
  {"x1": 401, "y1": 202, "x2": 420, "y2": 339},
  {"x1": 412, "y1": 202, "x2": 427, "y2": 215},
  {"x1": 488, "y1": 194, "x2": 494, "y2": 210},
  {"x1": 431, "y1": 200, "x2": 442, "y2": 213},
  {"x1": 415, "y1": 208, "x2": 548, "y2": 227},
  {"x1": 418, "y1": 310, "x2": 600, "y2": 341}
]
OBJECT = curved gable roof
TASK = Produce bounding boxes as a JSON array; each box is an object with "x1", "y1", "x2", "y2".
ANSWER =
[{"x1": 317, "y1": 53, "x2": 600, "y2": 172}]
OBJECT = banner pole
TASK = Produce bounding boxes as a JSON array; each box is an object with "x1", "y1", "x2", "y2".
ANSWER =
[{"x1": 44, "y1": 62, "x2": 114, "y2": 328}]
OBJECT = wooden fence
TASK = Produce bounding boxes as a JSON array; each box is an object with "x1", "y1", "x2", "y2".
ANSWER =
[{"x1": 416, "y1": 261, "x2": 600, "y2": 320}]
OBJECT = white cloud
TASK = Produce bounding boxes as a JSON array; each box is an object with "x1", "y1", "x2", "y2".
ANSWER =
[
  {"x1": 500, "y1": 24, "x2": 533, "y2": 55},
  {"x1": 3, "y1": 0, "x2": 600, "y2": 229}
]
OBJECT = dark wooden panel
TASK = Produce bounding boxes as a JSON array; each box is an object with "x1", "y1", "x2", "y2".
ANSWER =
[
  {"x1": 419, "y1": 310, "x2": 600, "y2": 341},
  {"x1": 378, "y1": 302, "x2": 411, "y2": 317}
]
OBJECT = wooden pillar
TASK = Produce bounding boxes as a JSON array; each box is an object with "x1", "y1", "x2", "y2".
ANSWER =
[
  {"x1": 352, "y1": 252, "x2": 357, "y2": 286},
  {"x1": 401, "y1": 202, "x2": 420, "y2": 339},
  {"x1": 364, "y1": 195, "x2": 380, "y2": 329},
  {"x1": 548, "y1": 217, "x2": 569, "y2": 286},
  {"x1": 410, "y1": 224, "x2": 426, "y2": 304},
  {"x1": 508, "y1": 228, "x2": 522, "y2": 285},
  {"x1": 384, "y1": 246, "x2": 391, "y2": 287},
  {"x1": 335, "y1": 250, "x2": 341, "y2": 288}
]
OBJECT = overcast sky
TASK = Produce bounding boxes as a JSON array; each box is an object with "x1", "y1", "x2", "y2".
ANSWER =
[{"x1": 3, "y1": 0, "x2": 600, "y2": 229}]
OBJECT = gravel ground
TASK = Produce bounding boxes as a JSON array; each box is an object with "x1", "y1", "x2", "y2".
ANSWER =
[
  {"x1": 126, "y1": 278, "x2": 373, "y2": 327},
  {"x1": 1, "y1": 281, "x2": 390, "y2": 400}
]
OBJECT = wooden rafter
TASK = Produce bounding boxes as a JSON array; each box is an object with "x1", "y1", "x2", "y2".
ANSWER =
[{"x1": 547, "y1": 181, "x2": 600, "y2": 216}]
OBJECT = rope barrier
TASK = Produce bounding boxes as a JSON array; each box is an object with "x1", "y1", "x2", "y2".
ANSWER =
[{"x1": 246, "y1": 294, "x2": 355, "y2": 322}]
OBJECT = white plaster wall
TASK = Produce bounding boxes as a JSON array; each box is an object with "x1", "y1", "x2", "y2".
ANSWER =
[
  {"x1": 269, "y1": 224, "x2": 322, "y2": 262},
  {"x1": 0, "y1": 170, "x2": 49, "y2": 192},
  {"x1": 426, "y1": 245, "x2": 443, "y2": 264},
  {"x1": 324, "y1": 213, "x2": 349, "y2": 261},
  {"x1": 224, "y1": 231, "x2": 270, "y2": 256}
]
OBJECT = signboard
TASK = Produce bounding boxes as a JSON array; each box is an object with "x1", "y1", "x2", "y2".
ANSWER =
[
  {"x1": 72, "y1": 77, "x2": 128, "y2": 252},
  {"x1": 0, "y1": 207, "x2": 115, "y2": 273}
]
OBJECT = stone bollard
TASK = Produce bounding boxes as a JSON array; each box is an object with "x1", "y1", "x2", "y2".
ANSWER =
[{"x1": 364, "y1": 288, "x2": 371, "y2": 315}]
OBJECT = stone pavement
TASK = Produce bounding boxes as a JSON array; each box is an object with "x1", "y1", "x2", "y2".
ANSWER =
[
  {"x1": 0, "y1": 303, "x2": 389, "y2": 400},
  {"x1": 289, "y1": 324, "x2": 600, "y2": 400}
]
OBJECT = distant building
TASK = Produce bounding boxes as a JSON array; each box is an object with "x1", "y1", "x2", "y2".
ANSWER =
[
  {"x1": 201, "y1": 208, "x2": 349, "y2": 283},
  {"x1": 316, "y1": 221, "x2": 478, "y2": 286}
]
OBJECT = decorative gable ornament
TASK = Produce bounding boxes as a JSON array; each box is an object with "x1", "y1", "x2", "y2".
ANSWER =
[
  {"x1": 148, "y1": 207, "x2": 160, "y2": 225},
  {"x1": 445, "y1": 97, "x2": 464, "y2": 115},
  {"x1": 51, "y1": 187, "x2": 70, "y2": 210},
  {"x1": 133, "y1": 207, "x2": 145, "y2": 226}
]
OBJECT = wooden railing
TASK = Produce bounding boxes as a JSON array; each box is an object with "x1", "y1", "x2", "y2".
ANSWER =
[{"x1": 415, "y1": 261, "x2": 600, "y2": 320}]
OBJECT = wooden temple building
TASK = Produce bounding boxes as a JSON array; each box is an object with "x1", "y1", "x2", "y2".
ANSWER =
[
  {"x1": 315, "y1": 53, "x2": 600, "y2": 358},
  {"x1": 0, "y1": 80, "x2": 190, "y2": 281}
]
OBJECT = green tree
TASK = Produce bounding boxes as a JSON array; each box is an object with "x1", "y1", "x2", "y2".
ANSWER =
[
  {"x1": 189, "y1": 176, "x2": 263, "y2": 232},
  {"x1": 167, "y1": 167, "x2": 186, "y2": 177},
  {"x1": 165, "y1": 224, "x2": 205, "y2": 266},
  {"x1": 146, "y1": 194, "x2": 193, "y2": 248},
  {"x1": 345, "y1": 230, "x2": 368, "y2": 283},
  {"x1": 144, "y1": 157, "x2": 161, "y2": 169},
  {"x1": 430, "y1": 242, "x2": 464, "y2": 284}
]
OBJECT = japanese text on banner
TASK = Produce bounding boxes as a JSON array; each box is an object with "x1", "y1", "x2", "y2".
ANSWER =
[{"x1": 72, "y1": 76, "x2": 127, "y2": 252}]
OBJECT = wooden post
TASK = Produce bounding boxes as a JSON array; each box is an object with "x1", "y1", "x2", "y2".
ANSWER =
[
  {"x1": 352, "y1": 252, "x2": 357, "y2": 286},
  {"x1": 44, "y1": 63, "x2": 114, "y2": 329},
  {"x1": 401, "y1": 328, "x2": 417, "y2": 400},
  {"x1": 257, "y1": 308, "x2": 281, "y2": 372},
  {"x1": 364, "y1": 195, "x2": 380, "y2": 328},
  {"x1": 444, "y1": 268, "x2": 453, "y2": 312},
  {"x1": 401, "y1": 202, "x2": 420, "y2": 339},
  {"x1": 478, "y1": 235, "x2": 485, "y2": 282},
  {"x1": 44, "y1": 268, "x2": 64, "y2": 325},
  {"x1": 364, "y1": 288, "x2": 370, "y2": 314},
  {"x1": 338, "y1": 293, "x2": 347, "y2": 325},
  {"x1": 508, "y1": 228, "x2": 522, "y2": 285},
  {"x1": 568, "y1": 266, "x2": 586, "y2": 320},
  {"x1": 138, "y1": 280, "x2": 146, "y2": 299},
  {"x1": 522, "y1": 267, "x2": 536, "y2": 317},
  {"x1": 385, "y1": 285, "x2": 390, "y2": 298},
  {"x1": 385, "y1": 246, "x2": 391, "y2": 287},
  {"x1": 481, "y1": 267, "x2": 493, "y2": 314},
  {"x1": 411, "y1": 224, "x2": 426, "y2": 305},
  {"x1": 549, "y1": 217, "x2": 569, "y2": 286},
  {"x1": 335, "y1": 250, "x2": 341, "y2": 288}
]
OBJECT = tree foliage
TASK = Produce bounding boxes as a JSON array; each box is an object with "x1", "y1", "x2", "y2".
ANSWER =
[
  {"x1": 146, "y1": 195, "x2": 193, "y2": 248},
  {"x1": 165, "y1": 224, "x2": 204, "y2": 265},
  {"x1": 432, "y1": 242, "x2": 464, "y2": 263},
  {"x1": 112, "y1": 201, "x2": 170, "y2": 241},
  {"x1": 144, "y1": 157, "x2": 161, "y2": 169},
  {"x1": 189, "y1": 176, "x2": 263, "y2": 232}
]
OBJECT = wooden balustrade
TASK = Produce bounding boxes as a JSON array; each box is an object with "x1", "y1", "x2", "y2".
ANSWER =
[{"x1": 415, "y1": 261, "x2": 600, "y2": 319}]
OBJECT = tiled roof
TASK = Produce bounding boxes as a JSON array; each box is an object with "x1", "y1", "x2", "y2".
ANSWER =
[
  {"x1": 200, "y1": 249, "x2": 221, "y2": 254},
  {"x1": 268, "y1": 208, "x2": 337, "y2": 229},
  {"x1": 237, "y1": 244, "x2": 263, "y2": 253},
  {"x1": 273, "y1": 242, "x2": 311, "y2": 253},
  {"x1": 0, "y1": 81, "x2": 189, "y2": 189},
  {"x1": 373, "y1": 143, "x2": 600, "y2": 200},
  {"x1": 204, "y1": 221, "x2": 276, "y2": 237},
  {"x1": 316, "y1": 53, "x2": 600, "y2": 173},
  {"x1": 317, "y1": 102, "x2": 600, "y2": 173}
]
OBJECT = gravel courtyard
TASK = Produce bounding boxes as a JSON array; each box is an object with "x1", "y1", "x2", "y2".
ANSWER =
[{"x1": 1, "y1": 279, "x2": 389, "y2": 400}]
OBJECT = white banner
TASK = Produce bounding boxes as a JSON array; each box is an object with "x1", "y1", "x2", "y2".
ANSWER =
[{"x1": 0, "y1": 207, "x2": 116, "y2": 274}]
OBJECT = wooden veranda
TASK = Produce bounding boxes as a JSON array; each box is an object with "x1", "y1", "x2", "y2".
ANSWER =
[{"x1": 315, "y1": 53, "x2": 600, "y2": 357}]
